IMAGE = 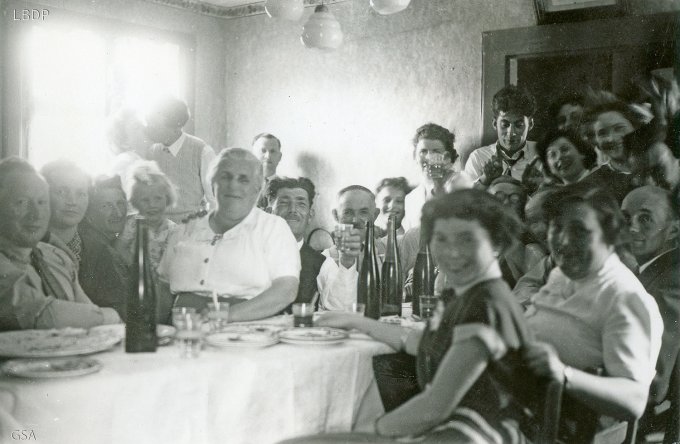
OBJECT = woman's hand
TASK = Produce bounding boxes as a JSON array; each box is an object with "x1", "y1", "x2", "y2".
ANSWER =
[
  {"x1": 524, "y1": 342, "x2": 566, "y2": 382},
  {"x1": 315, "y1": 311, "x2": 361, "y2": 330}
]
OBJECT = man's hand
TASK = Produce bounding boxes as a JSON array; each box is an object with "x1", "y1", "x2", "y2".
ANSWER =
[
  {"x1": 479, "y1": 155, "x2": 504, "y2": 186},
  {"x1": 338, "y1": 228, "x2": 362, "y2": 269},
  {"x1": 524, "y1": 342, "x2": 567, "y2": 382}
]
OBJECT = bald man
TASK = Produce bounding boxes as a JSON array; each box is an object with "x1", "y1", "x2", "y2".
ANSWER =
[{"x1": 622, "y1": 186, "x2": 680, "y2": 406}]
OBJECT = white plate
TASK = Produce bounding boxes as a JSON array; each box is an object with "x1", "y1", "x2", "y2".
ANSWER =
[
  {"x1": 2, "y1": 358, "x2": 102, "y2": 378},
  {"x1": 220, "y1": 324, "x2": 286, "y2": 335},
  {"x1": 0, "y1": 327, "x2": 123, "y2": 358},
  {"x1": 206, "y1": 330, "x2": 278, "y2": 348},
  {"x1": 279, "y1": 327, "x2": 348, "y2": 344}
]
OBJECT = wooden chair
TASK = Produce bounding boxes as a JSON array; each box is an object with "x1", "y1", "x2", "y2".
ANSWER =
[{"x1": 537, "y1": 375, "x2": 637, "y2": 444}]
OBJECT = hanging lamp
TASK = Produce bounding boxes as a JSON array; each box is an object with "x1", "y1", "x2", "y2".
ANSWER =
[
  {"x1": 370, "y1": 0, "x2": 411, "y2": 15},
  {"x1": 301, "y1": 4, "x2": 344, "y2": 50},
  {"x1": 264, "y1": 0, "x2": 305, "y2": 21}
]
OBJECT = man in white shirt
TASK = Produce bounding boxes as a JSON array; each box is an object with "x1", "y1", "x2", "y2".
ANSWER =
[
  {"x1": 622, "y1": 186, "x2": 680, "y2": 407},
  {"x1": 464, "y1": 85, "x2": 537, "y2": 187},
  {"x1": 145, "y1": 96, "x2": 216, "y2": 222},
  {"x1": 253, "y1": 133, "x2": 283, "y2": 209},
  {"x1": 266, "y1": 176, "x2": 334, "y2": 311},
  {"x1": 320, "y1": 185, "x2": 384, "y2": 311},
  {"x1": 403, "y1": 123, "x2": 472, "y2": 231}
]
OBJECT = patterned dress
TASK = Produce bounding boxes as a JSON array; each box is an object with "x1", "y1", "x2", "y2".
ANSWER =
[{"x1": 415, "y1": 279, "x2": 536, "y2": 443}]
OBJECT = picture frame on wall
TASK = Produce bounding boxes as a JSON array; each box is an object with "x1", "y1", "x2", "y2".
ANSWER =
[{"x1": 533, "y1": 0, "x2": 629, "y2": 25}]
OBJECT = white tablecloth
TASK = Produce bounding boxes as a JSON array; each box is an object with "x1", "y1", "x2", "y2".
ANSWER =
[{"x1": 0, "y1": 329, "x2": 393, "y2": 444}]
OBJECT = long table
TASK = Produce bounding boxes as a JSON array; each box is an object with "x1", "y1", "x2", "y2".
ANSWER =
[{"x1": 0, "y1": 327, "x2": 393, "y2": 444}]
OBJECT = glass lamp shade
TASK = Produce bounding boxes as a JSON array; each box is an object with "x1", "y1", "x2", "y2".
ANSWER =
[
  {"x1": 301, "y1": 5, "x2": 344, "y2": 50},
  {"x1": 265, "y1": 0, "x2": 304, "y2": 21},
  {"x1": 370, "y1": 0, "x2": 411, "y2": 15}
]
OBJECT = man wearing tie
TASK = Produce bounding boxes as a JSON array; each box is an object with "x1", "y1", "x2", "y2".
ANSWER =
[
  {"x1": 145, "y1": 96, "x2": 216, "y2": 223},
  {"x1": 464, "y1": 85, "x2": 538, "y2": 188}
]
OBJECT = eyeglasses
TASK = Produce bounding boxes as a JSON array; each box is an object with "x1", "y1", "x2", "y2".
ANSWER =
[{"x1": 494, "y1": 191, "x2": 523, "y2": 203}]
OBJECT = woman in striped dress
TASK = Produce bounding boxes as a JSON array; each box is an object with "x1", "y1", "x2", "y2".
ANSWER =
[{"x1": 282, "y1": 189, "x2": 538, "y2": 444}]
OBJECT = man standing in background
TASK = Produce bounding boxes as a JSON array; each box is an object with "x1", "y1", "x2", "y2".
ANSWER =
[
  {"x1": 146, "y1": 96, "x2": 216, "y2": 222},
  {"x1": 252, "y1": 133, "x2": 283, "y2": 209}
]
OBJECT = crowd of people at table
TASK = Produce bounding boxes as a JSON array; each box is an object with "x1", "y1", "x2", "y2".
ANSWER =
[{"x1": 1, "y1": 76, "x2": 679, "y2": 443}]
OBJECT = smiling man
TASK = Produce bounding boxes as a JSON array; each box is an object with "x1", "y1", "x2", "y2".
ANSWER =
[
  {"x1": 465, "y1": 85, "x2": 537, "y2": 187},
  {"x1": 266, "y1": 176, "x2": 338, "y2": 311},
  {"x1": 0, "y1": 157, "x2": 120, "y2": 331},
  {"x1": 375, "y1": 177, "x2": 411, "y2": 236},
  {"x1": 622, "y1": 186, "x2": 680, "y2": 406}
]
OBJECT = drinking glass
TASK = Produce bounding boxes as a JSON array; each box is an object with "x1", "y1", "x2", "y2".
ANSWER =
[
  {"x1": 207, "y1": 302, "x2": 230, "y2": 332},
  {"x1": 346, "y1": 302, "x2": 366, "y2": 315},
  {"x1": 171, "y1": 307, "x2": 197, "y2": 330},
  {"x1": 419, "y1": 295, "x2": 439, "y2": 319},
  {"x1": 292, "y1": 303, "x2": 314, "y2": 327},
  {"x1": 173, "y1": 311, "x2": 203, "y2": 358},
  {"x1": 425, "y1": 152, "x2": 448, "y2": 180},
  {"x1": 333, "y1": 223, "x2": 354, "y2": 252}
]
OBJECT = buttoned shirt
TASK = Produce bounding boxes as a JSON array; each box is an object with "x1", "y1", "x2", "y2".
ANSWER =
[
  {"x1": 464, "y1": 141, "x2": 537, "y2": 183},
  {"x1": 525, "y1": 253, "x2": 662, "y2": 384},
  {"x1": 157, "y1": 208, "x2": 300, "y2": 299}
]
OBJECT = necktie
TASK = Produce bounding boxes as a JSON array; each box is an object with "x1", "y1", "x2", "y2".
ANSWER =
[
  {"x1": 496, "y1": 146, "x2": 525, "y2": 176},
  {"x1": 30, "y1": 248, "x2": 70, "y2": 301}
]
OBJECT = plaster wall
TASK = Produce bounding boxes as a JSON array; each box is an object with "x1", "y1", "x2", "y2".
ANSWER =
[{"x1": 222, "y1": 0, "x2": 680, "y2": 230}]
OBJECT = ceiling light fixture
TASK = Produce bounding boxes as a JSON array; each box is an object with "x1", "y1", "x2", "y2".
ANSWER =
[
  {"x1": 370, "y1": 0, "x2": 411, "y2": 15},
  {"x1": 264, "y1": 0, "x2": 305, "y2": 21},
  {"x1": 301, "y1": 4, "x2": 344, "y2": 50}
]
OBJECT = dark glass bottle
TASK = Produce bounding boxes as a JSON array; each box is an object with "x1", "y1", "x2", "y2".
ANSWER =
[
  {"x1": 412, "y1": 230, "x2": 435, "y2": 317},
  {"x1": 126, "y1": 216, "x2": 157, "y2": 353},
  {"x1": 381, "y1": 215, "x2": 402, "y2": 316},
  {"x1": 357, "y1": 221, "x2": 381, "y2": 319}
]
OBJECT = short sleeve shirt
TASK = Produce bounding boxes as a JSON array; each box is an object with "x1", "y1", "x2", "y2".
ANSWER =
[
  {"x1": 157, "y1": 208, "x2": 300, "y2": 298},
  {"x1": 526, "y1": 253, "x2": 662, "y2": 384}
]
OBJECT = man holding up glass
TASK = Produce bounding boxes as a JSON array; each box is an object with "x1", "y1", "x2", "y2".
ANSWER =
[{"x1": 318, "y1": 186, "x2": 385, "y2": 311}]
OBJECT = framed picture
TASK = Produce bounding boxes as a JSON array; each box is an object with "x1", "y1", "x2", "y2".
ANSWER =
[{"x1": 534, "y1": 0, "x2": 629, "y2": 25}]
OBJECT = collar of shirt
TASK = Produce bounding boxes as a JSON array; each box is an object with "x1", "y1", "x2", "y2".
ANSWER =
[
  {"x1": 163, "y1": 131, "x2": 187, "y2": 157},
  {"x1": 0, "y1": 236, "x2": 32, "y2": 264},
  {"x1": 192, "y1": 207, "x2": 260, "y2": 242},
  {"x1": 297, "y1": 239, "x2": 304, "y2": 251},
  {"x1": 495, "y1": 142, "x2": 526, "y2": 166},
  {"x1": 639, "y1": 248, "x2": 676, "y2": 274}
]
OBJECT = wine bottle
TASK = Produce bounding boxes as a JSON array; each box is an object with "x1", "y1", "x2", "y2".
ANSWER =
[
  {"x1": 357, "y1": 221, "x2": 381, "y2": 319},
  {"x1": 126, "y1": 216, "x2": 157, "y2": 353},
  {"x1": 381, "y1": 215, "x2": 402, "y2": 316},
  {"x1": 412, "y1": 229, "x2": 435, "y2": 317}
]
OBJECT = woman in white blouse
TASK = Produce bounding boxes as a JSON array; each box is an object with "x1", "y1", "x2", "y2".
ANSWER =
[
  {"x1": 524, "y1": 187, "x2": 663, "y2": 431},
  {"x1": 157, "y1": 148, "x2": 300, "y2": 322}
]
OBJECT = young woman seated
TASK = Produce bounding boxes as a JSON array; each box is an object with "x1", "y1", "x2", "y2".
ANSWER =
[{"x1": 282, "y1": 190, "x2": 538, "y2": 444}]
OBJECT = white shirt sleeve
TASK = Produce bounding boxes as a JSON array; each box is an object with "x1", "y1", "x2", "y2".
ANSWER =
[
  {"x1": 464, "y1": 150, "x2": 485, "y2": 182},
  {"x1": 200, "y1": 145, "x2": 217, "y2": 210},
  {"x1": 263, "y1": 216, "x2": 301, "y2": 281},
  {"x1": 318, "y1": 253, "x2": 358, "y2": 311}
]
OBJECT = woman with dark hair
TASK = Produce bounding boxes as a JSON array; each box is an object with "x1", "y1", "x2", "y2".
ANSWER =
[
  {"x1": 284, "y1": 190, "x2": 537, "y2": 444},
  {"x1": 524, "y1": 187, "x2": 663, "y2": 430},
  {"x1": 535, "y1": 129, "x2": 598, "y2": 187}
]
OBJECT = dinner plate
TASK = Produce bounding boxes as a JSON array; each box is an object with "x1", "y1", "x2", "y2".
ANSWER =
[
  {"x1": 2, "y1": 357, "x2": 102, "y2": 378},
  {"x1": 206, "y1": 330, "x2": 278, "y2": 348},
  {"x1": 0, "y1": 327, "x2": 124, "y2": 358},
  {"x1": 279, "y1": 327, "x2": 348, "y2": 345},
  {"x1": 221, "y1": 324, "x2": 286, "y2": 335}
]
